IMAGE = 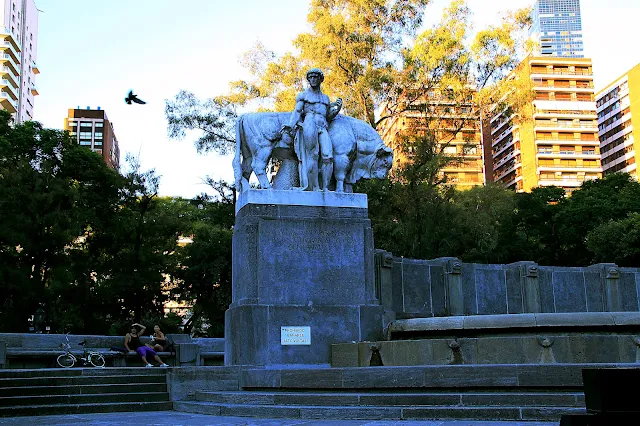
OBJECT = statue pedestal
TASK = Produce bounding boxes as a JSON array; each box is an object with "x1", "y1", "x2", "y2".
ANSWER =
[{"x1": 225, "y1": 190, "x2": 384, "y2": 367}]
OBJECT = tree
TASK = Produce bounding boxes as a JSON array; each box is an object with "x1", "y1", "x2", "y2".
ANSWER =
[
  {"x1": 165, "y1": 90, "x2": 237, "y2": 155},
  {"x1": 172, "y1": 187, "x2": 234, "y2": 337},
  {"x1": 586, "y1": 213, "x2": 640, "y2": 267},
  {"x1": 452, "y1": 184, "x2": 517, "y2": 264},
  {"x1": 512, "y1": 186, "x2": 565, "y2": 265},
  {"x1": 553, "y1": 173, "x2": 640, "y2": 266},
  {"x1": 0, "y1": 111, "x2": 123, "y2": 331}
]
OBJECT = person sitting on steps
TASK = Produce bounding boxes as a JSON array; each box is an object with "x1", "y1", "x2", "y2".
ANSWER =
[{"x1": 124, "y1": 323, "x2": 168, "y2": 368}]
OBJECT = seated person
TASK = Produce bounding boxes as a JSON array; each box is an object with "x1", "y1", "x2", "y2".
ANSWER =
[
  {"x1": 151, "y1": 324, "x2": 167, "y2": 352},
  {"x1": 124, "y1": 323, "x2": 168, "y2": 367}
]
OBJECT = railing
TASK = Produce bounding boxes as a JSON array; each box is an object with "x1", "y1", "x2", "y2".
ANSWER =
[
  {"x1": 534, "y1": 109, "x2": 597, "y2": 116},
  {"x1": 530, "y1": 69, "x2": 592, "y2": 76},
  {"x1": 535, "y1": 84, "x2": 594, "y2": 90},
  {"x1": 535, "y1": 121, "x2": 597, "y2": 128}
]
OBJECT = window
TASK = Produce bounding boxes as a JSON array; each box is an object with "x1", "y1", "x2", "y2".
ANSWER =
[
  {"x1": 94, "y1": 140, "x2": 103, "y2": 146},
  {"x1": 95, "y1": 132, "x2": 103, "y2": 138},
  {"x1": 79, "y1": 132, "x2": 92, "y2": 139},
  {"x1": 443, "y1": 146, "x2": 457, "y2": 154},
  {"x1": 68, "y1": 121, "x2": 77, "y2": 126},
  {"x1": 80, "y1": 122, "x2": 92, "y2": 128},
  {"x1": 79, "y1": 140, "x2": 91, "y2": 146},
  {"x1": 95, "y1": 122, "x2": 103, "y2": 128}
]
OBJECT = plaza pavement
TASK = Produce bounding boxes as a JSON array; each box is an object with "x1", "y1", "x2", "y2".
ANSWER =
[{"x1": 0, "y1": 411, "x2": 559, "y2": 426}]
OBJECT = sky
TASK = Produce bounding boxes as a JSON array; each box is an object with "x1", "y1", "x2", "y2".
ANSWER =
[{"x1": 32, "y1": 0, "x2": 640, "y2": 198}]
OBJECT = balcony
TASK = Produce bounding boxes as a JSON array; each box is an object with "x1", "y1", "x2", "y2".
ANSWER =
[
  {"x1": 530, "y1": 69, "x2": 593, "y2": 79},
  {"x1": 494, "y1": 161, "x2": 522, "y2": 181},
  {"x1": 491, "y1": 118, "x2": 512, "y2": 135},
  {"x1": 0, "y1": 48, "x2": 19, "y2": 66},
  {"x1": 537, "y1": 178, "x2": 584, "y2": 188},
  {"x1": 0, "y1": 79, "x2": 18, "y2": 99},
  {"x1": 534, "y1": 85, "x2": 594, "y2": 93},
  {"x1": 30, "y1": 83, "x2": 38, "y2": 96},
  {"x1": 492, "y1": 125, "x2": 519, "y2": 147},
  {"x1": 0, "y1": 67, "x2": 18, "y2": 86},
  {"x1": 0, "y1": 40, "x2": 21, "y2": 62},
  {"x1": 533, "y1": 109, "x2": 597, "y2": 119},
  {"x1": 0, "y1": 91, "x2": 17, "y2": 112},
  {"x1": 32, "y1": 60, "x2": 39, "y2": 74},
  {"x1": 534, "y1": 120, "x2": 598, "y2": 131},
  {"x1": 537, "y1": 164, "x2": 603, "y2": 173},
  {"x1": 0, "y1": 55, "x2": 18, "y2": 74}
]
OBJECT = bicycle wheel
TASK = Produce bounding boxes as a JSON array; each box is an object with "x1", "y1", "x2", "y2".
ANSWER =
[
  {"x1": 89, "y1": 353, "x2": 106, "y2": 368},
  {"x1": 56, "y1": 354, "x2": 75, "y2": 368}
]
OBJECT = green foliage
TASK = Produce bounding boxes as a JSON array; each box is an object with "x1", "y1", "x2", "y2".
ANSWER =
[
  {"x1": 165, "y1": 90, "x2": 237, "y2": 154},
  {"x1": 171, "y1": 187, "x2": 234, "y2": 337},
  {"x1": 553, "y1": 173, "x2": 640, "y2": 265},
  {"x1": 587, "y1": 213, "x2": 640, "y2": 267},
  {"x1": 0, "y1": 111, "x2": 234, "y2": 334},
  {"x1": 361, "y1": 174, "x2": 640, "y2": 268}
]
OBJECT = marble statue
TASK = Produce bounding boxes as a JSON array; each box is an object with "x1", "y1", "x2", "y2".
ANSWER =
[
  {"x1": 232, "y1": 68, "x2": 393, "y2": 194},
  {"x1": 280, "y1": 68, "x2": 342, "y2": 191}
]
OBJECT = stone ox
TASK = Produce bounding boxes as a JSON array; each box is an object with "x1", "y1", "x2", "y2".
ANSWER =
[{"x1": 233, "y1": 113, "x2": 393, "y2": 193}]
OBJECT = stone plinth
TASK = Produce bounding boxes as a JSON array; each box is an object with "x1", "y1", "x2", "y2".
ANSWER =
[{"x1": 226, "y1": 190, "x2": 384, "y2": 367}]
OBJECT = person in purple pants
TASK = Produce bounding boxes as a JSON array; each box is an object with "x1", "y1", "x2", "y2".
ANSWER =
[{"x1": 124, "y1": 323, "x2": 168, "y2": 367}]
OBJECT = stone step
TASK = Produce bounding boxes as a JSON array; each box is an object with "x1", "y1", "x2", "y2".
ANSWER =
[
  {"x1": 174, "y1": 401, "x2": 586, "y2": 421},
  {"x1": 0, "y1": 373, "x2": 166, "y2": 388},
  {"x1": 195, "y1": 390, "x2": 584, "y2": 408},
  {"x1": 240, "y1": 363, "x2": 620, "y2": 390},
  {"x1": 0, "y1": 401, "x2": 173, "y2": 417},
  {"x1": 0, "y1": 382, "x2": 167, "y2": 397},
  {"x1": 0, "y1": 391, "x2": 169, "y2": 407},
  {"x1": 0, "y1": 367, "x2": 167, "y2": 378}
]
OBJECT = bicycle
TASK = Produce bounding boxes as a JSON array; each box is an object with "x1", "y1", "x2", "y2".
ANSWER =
[{"x1": 56, "y1": 335, "x2": 106, "y2": 368}]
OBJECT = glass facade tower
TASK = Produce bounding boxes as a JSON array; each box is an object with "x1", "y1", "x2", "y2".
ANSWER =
[{"x1": 530, "y1": 0, "x2": 584, "y2": 58}]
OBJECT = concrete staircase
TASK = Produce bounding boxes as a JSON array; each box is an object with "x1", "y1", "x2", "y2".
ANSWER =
[
  {"x1": 175, "y1": 389, "x2": 584, "y2": 421},
  {"x1": 0, "y1": 367, "x2": 172, "y2": 416},
  {"x1": 173, "y1": 364, "x2": 596, "y2": 421}
]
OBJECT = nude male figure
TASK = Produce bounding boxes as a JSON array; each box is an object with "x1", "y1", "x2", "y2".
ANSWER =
[{"x1": 282, "y1": 68, "x2": 342, "y2": 191}]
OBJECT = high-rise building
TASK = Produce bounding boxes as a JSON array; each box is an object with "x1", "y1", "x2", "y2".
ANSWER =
[
  {"x1": 530, "y1": 0, "x2": 584, "y2": 58},
  {"x1": 378, "y1": 90, "x2": 484, "y2": 189},
  {"x1": 596, "y1": 63, "x2": 640, "y2": 178},
  {"x1": 64, "y1": 108, "x2": 120, "y2": 170},
  {"x1": 486, "y1": 56, "x2": 601, "y2": 193},
  {"x1": 0, "y1": 0, "x2": 39, "y2": 123}
]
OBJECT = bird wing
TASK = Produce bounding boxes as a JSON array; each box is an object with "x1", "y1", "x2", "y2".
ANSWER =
[{"x1": 131, "y1": 95, "x2": 146, "y2": 104}]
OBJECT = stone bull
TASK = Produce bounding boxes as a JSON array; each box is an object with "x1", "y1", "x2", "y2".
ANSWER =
[{"x1": 233, "y1": 113, "x2": 393, "y2": 193}]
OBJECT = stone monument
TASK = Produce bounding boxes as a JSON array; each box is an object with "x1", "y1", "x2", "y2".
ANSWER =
[{"x1": 225, "y1": 68, "x2": 393, "y2": 366}]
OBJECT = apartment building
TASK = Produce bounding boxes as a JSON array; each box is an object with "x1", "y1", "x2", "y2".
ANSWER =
[
  {"x1": 596, "y1": 63, "x2": 640, "y2": 178},
  {"x1": 488, "y1": 56, "x2": 601, "y2": 193},
  {"x1": 64, "y1": 108, "x2": 120, "y2": 170},
  {"x1": 0, "y1": 0, "x2": 39, "y2": 123},
  {"x1": 378, "y1": 90, "x2": 484, "y2": 189},
  {"x1": 530, "y1": 0, "x2": 584, "y2": 58}
]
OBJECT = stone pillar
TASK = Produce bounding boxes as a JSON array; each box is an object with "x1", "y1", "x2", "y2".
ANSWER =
[
  {"x1": 225, "y1": 190, "x2": 384, "y2": 367},
  {"x1": 520, "y1": 262, "x2": 541, "y2": 313},
  {"x1": 374, "y1": 249, "x2": 395, "y2": 328},
  {"x1": 586, "y1": 263, "x2": 623, "y2": 312},
  {"x1": 602, "y1": 264, "x2": 622, "y2": 312},
  {"x1": 434, "y1": 257, "x2": 464, "y2": 316}
]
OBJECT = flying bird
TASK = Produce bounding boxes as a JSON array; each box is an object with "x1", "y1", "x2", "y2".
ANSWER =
[{"x1": 125, "y1": 90, "x2": 146, "y2": 105}]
